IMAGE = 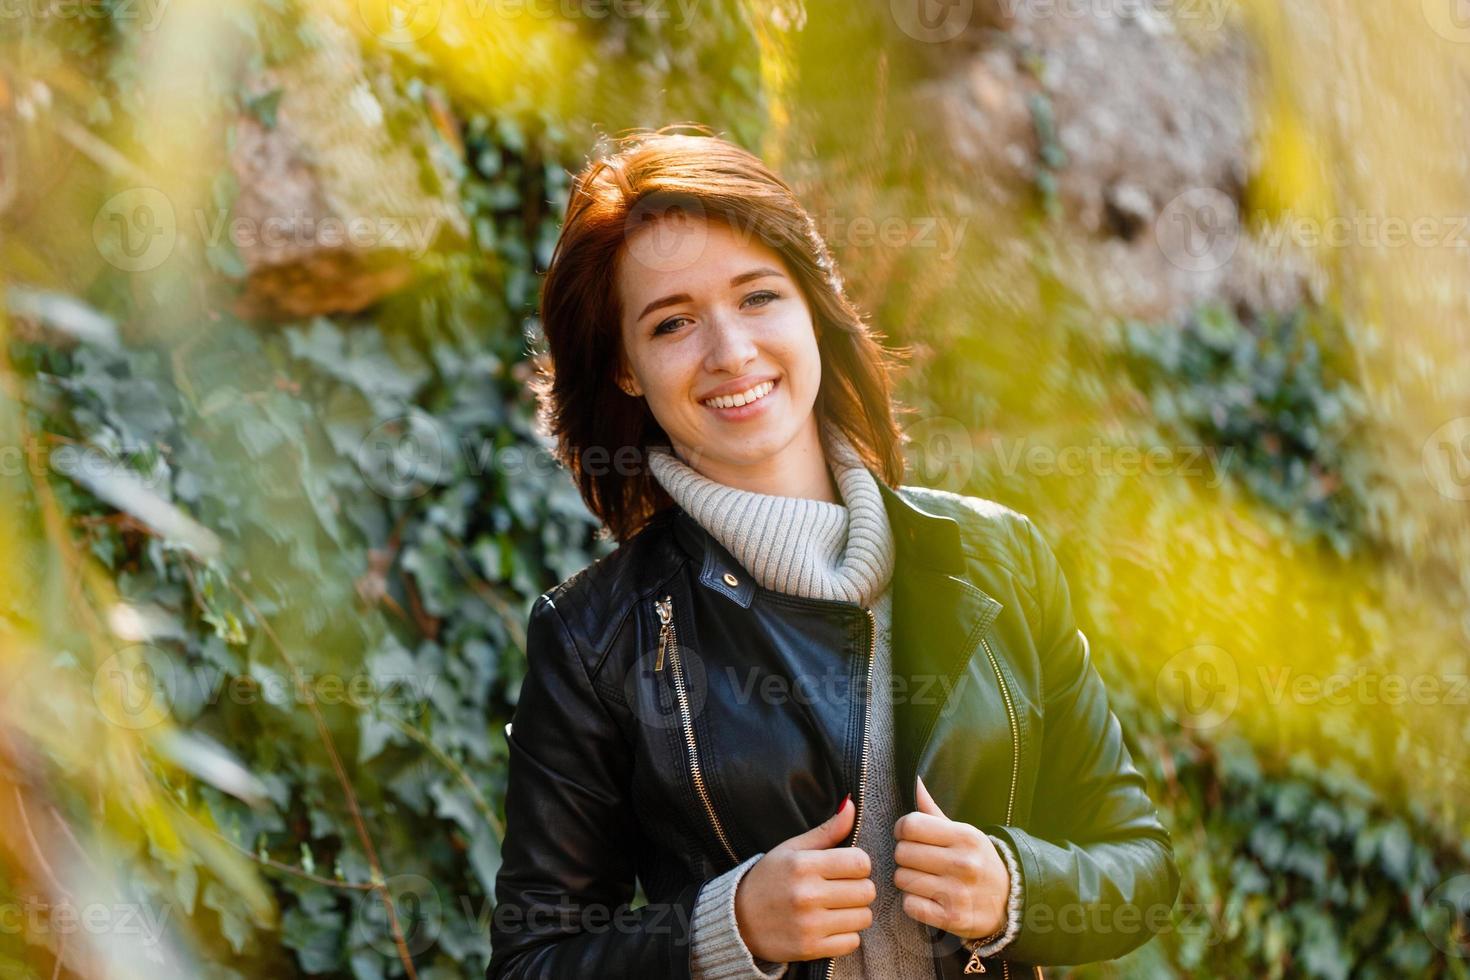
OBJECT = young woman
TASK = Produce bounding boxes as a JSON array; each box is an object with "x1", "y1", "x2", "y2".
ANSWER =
[{"x1": 486, "y1": 128, "x2": 1179, "y2": 980}]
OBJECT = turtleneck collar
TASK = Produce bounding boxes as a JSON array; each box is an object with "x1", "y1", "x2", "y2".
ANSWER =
[{"x1": 646, "y1": 416, "x2": 897, "y2": 606}]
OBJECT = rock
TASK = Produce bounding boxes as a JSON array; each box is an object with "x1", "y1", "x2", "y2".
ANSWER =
[
  {"x1": 902, "y1": 2, "x2": 1317, "y2": 323},
  {"x1": 228, "y1": 15, "x2": 466, "y2": 321}
]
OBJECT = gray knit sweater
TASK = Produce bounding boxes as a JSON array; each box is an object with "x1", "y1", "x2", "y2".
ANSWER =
[{"x1": 646, "y1": 417, "x2": 1023, "y2": 979}]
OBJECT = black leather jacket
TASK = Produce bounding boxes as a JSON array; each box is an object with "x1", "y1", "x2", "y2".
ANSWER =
[{"x1": 487, "y1": 480, "x2": 1180, "y2": 980}]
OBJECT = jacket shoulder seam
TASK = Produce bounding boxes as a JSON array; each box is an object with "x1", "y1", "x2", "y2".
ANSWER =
[{"x1": 900, "y1": 484, "x2": 1046, "y2": 624}]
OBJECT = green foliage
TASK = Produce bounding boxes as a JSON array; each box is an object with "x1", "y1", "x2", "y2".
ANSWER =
[
  {"x1": 1113, "y1": 303, "x2": 1375, "y2": 558},
  {"x1": 5, "y1": 2, "x2": 1467, "y2": 978},
  {"x1": 1104, "y1": 735, "x2": 1470, "y2": 980},
  {"x1": 3, "y1": 0, "x2": 776, "y2": 975}
]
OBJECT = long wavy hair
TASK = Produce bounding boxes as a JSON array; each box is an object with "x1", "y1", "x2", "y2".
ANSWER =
[{"x1": 531, "y1": 124, "x2": 911, "y2": 543}]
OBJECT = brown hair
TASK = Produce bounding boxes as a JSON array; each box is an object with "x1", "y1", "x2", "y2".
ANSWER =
[{"x1": 531, "y1": 124, "x2": 910, "y2": 543}]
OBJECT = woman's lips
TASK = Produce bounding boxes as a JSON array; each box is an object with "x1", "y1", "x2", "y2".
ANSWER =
[{"x1": 700, "y1": 376, "x2": 779, "y2": 420}]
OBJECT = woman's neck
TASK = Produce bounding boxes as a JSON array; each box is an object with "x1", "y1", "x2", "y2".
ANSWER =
[{"x1": 667, "y1": 415, "x2": 837, "y2": 503}]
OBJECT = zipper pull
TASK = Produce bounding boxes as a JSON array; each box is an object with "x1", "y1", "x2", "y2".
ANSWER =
[{"x1": 654, "y1": 595, "x2": 672, "y2": 671}]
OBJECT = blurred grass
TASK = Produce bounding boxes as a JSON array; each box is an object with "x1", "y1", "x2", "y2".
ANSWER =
[{"x1": 2, "y1": 0, "x2": 1468, "y2": 976}]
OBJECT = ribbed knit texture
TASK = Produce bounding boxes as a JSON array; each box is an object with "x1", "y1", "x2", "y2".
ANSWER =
[
  {"x1": 650, "y1": 417, "x2": 1021, "y2": 979},
  {"x1": 648, "y1": 416, "x2": 894, "y2": 604}
]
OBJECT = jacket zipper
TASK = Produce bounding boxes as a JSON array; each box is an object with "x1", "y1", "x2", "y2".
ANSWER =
[
  {"x1": 822, "y1": 605, "x2": 876, "y2": 980},
  {"x1": 962, "y1": 635, "x2": 1022, "y2": 978},
  {"x1": 656, "y1": 594, "x2": 739, "y2": 865},
  {"x1": 656, "y1": 590, "x2": 1029, "y2": 979}
]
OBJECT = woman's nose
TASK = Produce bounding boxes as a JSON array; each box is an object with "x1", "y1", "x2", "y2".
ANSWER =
[{"x1": 702, "y1": 314, "x2": 759, "y2": 374}]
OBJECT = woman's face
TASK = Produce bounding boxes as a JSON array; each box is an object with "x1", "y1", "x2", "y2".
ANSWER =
[{"x1": 615, "y1": 213, "x2": 823, "y2": 473}]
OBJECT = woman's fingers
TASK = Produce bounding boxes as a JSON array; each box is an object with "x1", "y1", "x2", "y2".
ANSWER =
[
  {"x1": 813, "y1": 904, "x2": 874, "y2": 936},
  {"x1": 892, "y1": 865, "x2": 947, "y2": 900},
  {"x1": 818, "y1": 875, "x2": 878, "y2": 909},
  {"x1": 812, "y1": 931, "x2": 864, "y2": 959},
  {"x1": 893, "y1": 839, "x2": 962, "y2": 876},
  {"x1": 893, "y1": 810, "x2": 959, "y2": 846},
  {"x1": 900, "y1": 892, "x2": 950, "y2": 930},
  {"x1": 803, "y1": 844, "x2": 871, "y2": 880}
]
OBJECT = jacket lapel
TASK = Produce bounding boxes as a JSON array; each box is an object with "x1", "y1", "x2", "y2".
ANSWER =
[
  {"x1": 665, "y1": 477, "x2": 1005, "y2": 815},
  {"x1": 876, "y1": 480, "x2": 1004, "y2": 812}
]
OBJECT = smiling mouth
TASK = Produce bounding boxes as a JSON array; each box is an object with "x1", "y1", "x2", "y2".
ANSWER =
[{"x1": 700, "y1": 378, "x2": 778, "y2": 410}]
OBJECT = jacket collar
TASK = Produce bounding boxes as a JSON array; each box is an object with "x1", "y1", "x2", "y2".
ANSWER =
[
  {"x1": 668, "y1": 467, "x2": 969, "y2": 609},
  {"x1": 664, "y1": 467, "x2": 1004, "y2": 813}
]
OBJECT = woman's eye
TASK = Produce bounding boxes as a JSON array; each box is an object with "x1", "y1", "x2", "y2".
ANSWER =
[
  {"x1": 653, "y1": 317, "x2": 689, "y2": 336},
  {"x1": 742, "y1": 290, "x2": 779, "y2": 308}
]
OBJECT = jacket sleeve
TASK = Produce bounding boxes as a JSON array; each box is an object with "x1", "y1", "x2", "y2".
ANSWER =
[
  {"x1": 487, "y1": 593, "x2": 703, "y2": 979},
  {"x1": 978, "y1": 518, "x2": 1181, "y2": 966}
]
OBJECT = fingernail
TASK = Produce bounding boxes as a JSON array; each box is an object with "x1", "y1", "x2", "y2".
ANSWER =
[{"x1": 833, "y1": 792, "x2": 851, "y2": 818}]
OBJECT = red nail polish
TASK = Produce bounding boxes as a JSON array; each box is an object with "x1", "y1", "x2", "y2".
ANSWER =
[{"x1": 834, "y1": 792, "x2": 851, "y2": 818}]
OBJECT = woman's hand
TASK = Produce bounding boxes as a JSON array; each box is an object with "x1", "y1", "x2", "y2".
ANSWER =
[
  {"x1": 893, "y1": 775, "x2": 1011, "y2": 942},
  {"x1": 734, "y1": 795, "x2": 877, "y2": 962}
]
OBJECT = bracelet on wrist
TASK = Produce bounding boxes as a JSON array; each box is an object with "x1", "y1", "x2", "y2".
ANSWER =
[{"x1": 961, "y1": 925, "x2": 1007, "y2": 975}]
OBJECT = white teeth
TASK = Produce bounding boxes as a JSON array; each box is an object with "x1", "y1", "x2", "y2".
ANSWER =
[{"x1": 702, "y1": 379, "x2": 775, "y2": 410}]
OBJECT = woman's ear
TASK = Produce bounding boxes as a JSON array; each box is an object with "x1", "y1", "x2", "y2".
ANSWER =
[{"x1": 615, "y1": 363, "x2": 642, "y2": 398}]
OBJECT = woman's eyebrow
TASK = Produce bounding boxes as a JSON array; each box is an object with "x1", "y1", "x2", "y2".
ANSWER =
[{"x1": 636, "y1": 267, "x2": 785, "y2": 323}]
